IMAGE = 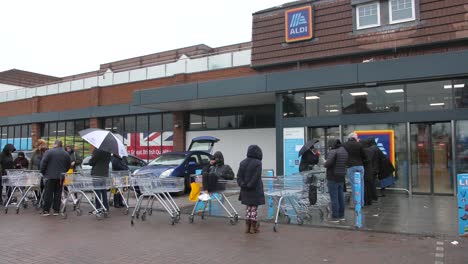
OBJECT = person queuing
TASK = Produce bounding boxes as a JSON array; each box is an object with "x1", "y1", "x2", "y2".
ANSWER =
[
  {"x1": 299, "y1": 145, "x2": 320, "y2": 172},
  {"x1": 111, "y1": 154, "x2": 129, "y2": 208},
  {"x1": 361, "y1": 138, "x2": 379, "y2": 206},
  {"x1": 237, "y1": 145, "x2": 265, "y2": 234},
  {"x1": 324, "y1": 139, "x2": 348, "y2": 223},
  {"x1": 14, "y1": 152, "x2": 29, "y2": 169},
  {"x1": 40, "y1": 140, "x2": 71, "y2": 216},
  {"x1": 343, "y1": 133, "x2": 367, "y2": 208},
  {"x1": 0, "y1": 144, "x2": 16, "y2": 204},
  {"x1": 65, "y1": 145, "x2": 82, "y2": 172},
  {"x1": 202, "y1": 151, "x2": 234, "y2": 193},
  {"x1": 29, "y1": 139, "x2": 48, "y2": 200},
  {"x1": 89, "y1": 148, "x2": 111, "y2": 213}
]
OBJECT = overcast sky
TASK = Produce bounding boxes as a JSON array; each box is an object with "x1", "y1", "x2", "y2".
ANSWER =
[{"x1": 0, "y1": 0, "x2": 287, "y2": 77}]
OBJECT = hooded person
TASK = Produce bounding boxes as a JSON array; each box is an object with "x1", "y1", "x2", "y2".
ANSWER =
[
  {"x1": 201, "y1": 151, "x2": 234, "y2": 193},
  {"x1": 14, "y1": 151, "x2": 29, "y2": 169},
  {"x1": 237, "y1": 145, "x2": 265, "y2": 234},
  {"x1": 0, "y1": 144, "x2": 16, "y2": 203}
]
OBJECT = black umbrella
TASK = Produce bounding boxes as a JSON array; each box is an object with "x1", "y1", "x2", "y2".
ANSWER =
[
  {"x1": 298, "y1": 139, "x2": 319, "y2": 157},
  {"x1": 79, "y1": 128, "x2": 128, "y2": 157}
]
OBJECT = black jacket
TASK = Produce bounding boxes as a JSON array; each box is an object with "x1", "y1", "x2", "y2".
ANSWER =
[
  {"x1": 324, "y1": 140, "x2": 348, "y2": 182},
  {"x1": 0, "y1": 144, "x2": 15, "y2": 176},
  {"x1": 40, "y1": 147, "x2": 71, "y2": 179},
  {"x1": 299, "y1": 150, "x2": 319, "y2": 172},
  {"x1": 89, "y1": 149, "x2": 111, "y2": 177},
  {"x1": 361, "y1": 138, "x2": 379, "y2": 180},
  {"x1": 368, "y1": 139, "x2": 396, "y2": 179},
  {"x1": 68, "y1": 149, "x2": 82, "y2": 170},
  {"x1": 343, "y1": 138, "x2": 367, "y2": 167},
  {"x1": 111, "y1": 156, "x2": 129, "y2": 171},
  {"x1": 202, "y1": 152, "x2": 234, "y2": 192},
  {"x1": 237, "y1": 145, "x2": 265, "y2": 206}
]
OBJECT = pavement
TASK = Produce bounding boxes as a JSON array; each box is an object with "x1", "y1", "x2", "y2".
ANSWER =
[{"x1": 0, "y1": 193, "x2": 467, "y2": 264}]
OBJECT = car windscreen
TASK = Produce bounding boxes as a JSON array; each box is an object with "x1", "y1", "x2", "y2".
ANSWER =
[
  {"x1": 83, "y1": 155, "x2": 91, "y2": 164},
  {"x1": 148, "y1": 154, "x2": 186, "y2": 166}
]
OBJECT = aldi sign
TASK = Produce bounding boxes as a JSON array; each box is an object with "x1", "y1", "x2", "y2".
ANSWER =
[{"x1": 285, "y1": 6, "x2": 313, "y2": 43}]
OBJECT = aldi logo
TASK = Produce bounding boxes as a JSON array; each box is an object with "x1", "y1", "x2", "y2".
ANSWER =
[{"x1": 285, "y1": 6, "x2": 313, "y2": 43}]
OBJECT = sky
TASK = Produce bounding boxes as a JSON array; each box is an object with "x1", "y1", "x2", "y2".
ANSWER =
[{"x1": 0, "y1": 0, "x2": 289, "y2": 77}]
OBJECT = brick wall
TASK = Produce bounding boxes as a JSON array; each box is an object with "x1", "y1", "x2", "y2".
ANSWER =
[{"x1": 251, "y1": 0, "x2": 468, "y2": 67}]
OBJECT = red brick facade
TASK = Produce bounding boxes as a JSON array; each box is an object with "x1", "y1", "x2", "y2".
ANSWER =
[{"x1": 251, "y1": 0, "x2": 468, "y2": 67}]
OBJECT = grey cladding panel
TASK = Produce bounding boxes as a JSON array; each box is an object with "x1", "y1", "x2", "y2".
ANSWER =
[
  {"x1": 59, "y1": 109, "x2": 91, "y2": 120},
  {"x1": 359, "y1": 50, "x2": 468, "y2": 83},
  {"x1": 198, "y1": 75, "x2": 267, "y2": 98},
  {"x1": 267, "y1": 64, "x2": 358, "y2": 92},
  {"x1": 139, "y1": 83, "x2": 198, "y2": 105}
]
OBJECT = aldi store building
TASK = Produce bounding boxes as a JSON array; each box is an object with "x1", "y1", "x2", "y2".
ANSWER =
[{"x1": 1, "y1": 0, "x2": 468, "y2": 196}]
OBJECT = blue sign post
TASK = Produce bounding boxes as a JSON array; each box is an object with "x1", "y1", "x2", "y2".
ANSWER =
[
  {"x1": 457, "y1": 174, "x2": 468, "y2": 236},
  {"x1": 354, "y1": 172, "x2": 362, "y2": 228}
]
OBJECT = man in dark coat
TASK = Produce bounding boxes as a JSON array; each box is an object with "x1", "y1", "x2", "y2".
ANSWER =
[
  {"x1": 361, "y1": 138, "x2": 379, "y2": 206},
  {"x1": 40, "y1": 140, "x2": 71, "y2": 216},
  {"x1": 237, "y1": 145, "x2": 264, "y2": 234},
  {"x1": 0, "y1": 144, "x2": 16, "y2": 204},
  {"x1": 202, "y1": 151, "x2": 234, "y2": 193},
  {"x1": 89, "y1": 148, "x2": 111, "y2": 211},
  {"x1": 324, "y1": 139, "x2": 348, "y2": 222},
  {"x1": 343, "y1": 133, "x2": 367, "y2": 208}
]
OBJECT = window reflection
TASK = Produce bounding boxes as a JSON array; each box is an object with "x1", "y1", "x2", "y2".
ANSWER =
[
  {"x1": 407, "y1": 81, "x2": 452, "y2": 112},
  {"x1": 342, "y1": 85, "x2": 403, "y2": 115},
  {"x1": 282, "y1": 93, "x2": 305, "y2": 118},
  {"x1": 454, "y1": 79, "x2": 468, "y2": 109}
]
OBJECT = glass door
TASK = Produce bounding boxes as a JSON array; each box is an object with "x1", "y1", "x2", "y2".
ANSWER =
[
  {"x1": 411, "y1": 122, "x2": 453, "y2": 195},
  {"x1": 307, "y1": 126, "x2": 340, "y2": 158}
]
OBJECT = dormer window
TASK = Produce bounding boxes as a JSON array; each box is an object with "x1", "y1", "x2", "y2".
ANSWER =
[
  {"x1": 356, "y1": 2, "x2": 381, "y2": 30},
  {"x1": 389, "y1": 0, "x2": 416, "y2": 24}
]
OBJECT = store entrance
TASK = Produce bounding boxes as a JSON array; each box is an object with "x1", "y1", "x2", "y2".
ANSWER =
[
  {"x1": 410, "y1": 122, "x2": 453, "y2": 195},
  {"x1": 307, "y1": 126, "x2": 340, "y2": 159}
]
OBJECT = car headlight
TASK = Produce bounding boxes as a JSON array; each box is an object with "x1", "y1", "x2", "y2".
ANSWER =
[
  {"x1": 133, "y1": 169, "x2": 140, "y2": 175},
  {"x1": 160, "y1": 168, "x2": 174, "y2": 178}
]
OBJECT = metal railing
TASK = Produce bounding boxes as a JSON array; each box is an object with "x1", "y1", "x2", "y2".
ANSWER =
[{"x1": 0, "y1": 48, "x2": 252, "y2": 103}]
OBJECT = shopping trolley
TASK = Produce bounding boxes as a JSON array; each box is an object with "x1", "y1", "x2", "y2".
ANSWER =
[
  {"x1": 130, "y1": 174, "x2": 184, "y2": 226},
  {"x1": 3, "y1": 170, "x2": 42, "y2": 214},
  {"x1": 109, "y1": 170, "x2": 133, "y2": 215},
  {"x1": 263, "y1": 171, "x2": 326, "y2": 232},
  {"x1": 188, "y1": 175, "x2": 239, "y2": 225},
  {"x1": 60, "y1": 171, "x2": 111, "y2": 219}
]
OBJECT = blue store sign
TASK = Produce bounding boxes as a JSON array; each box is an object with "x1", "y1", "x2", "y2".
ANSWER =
[
  {"x1": 285, "y1": 5, "x2": 313, "y2": 43},
  {"x1": 458, "y1": 174, "x2": 468, "y2": 236}
]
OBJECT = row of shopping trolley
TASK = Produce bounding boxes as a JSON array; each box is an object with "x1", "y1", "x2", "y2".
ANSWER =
[{"x1": 1, "y1": 168, "x2": 329, "y2": 231}]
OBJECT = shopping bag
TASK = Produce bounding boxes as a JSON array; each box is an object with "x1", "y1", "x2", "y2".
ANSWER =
[
  {"x1": 189, "y1": 182, "x2": 201, "y2": 202},
  {"x1": 67, "y1": 168, "x2": 74, "y2": 174}
]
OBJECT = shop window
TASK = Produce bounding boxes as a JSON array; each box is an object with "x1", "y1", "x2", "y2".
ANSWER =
[
  {"x1": 342, "y1": 85, "x2": 404, "y2": 114},
  {"x1": 189, "y1": 112, "x2": 203, "y2": 130},
  {"x1": 305, "y1": 90, "x2": 342, "y2": 117},
  {"x1": 357, "y1": 2, "x2": 380, "y2": 30},
  {"x1": 389, "y1": 0, "x2": 415, "y2": 24},
  {"x1": 453, "y1": 79, "x2": 468, "y2": 109},
  {"x1": 162, "y1": 113, "x2": 173, "y2": 131},
  {"x1": 456, "y1": 120, "x2": 468, "y2": 174},
  {"x1": 204, "y1": 110, "x2": 219, "y2": 129},
  {"x1": 255, "y1": 105, "x2": 275, "y2": 128},
  {"x1": 406, "y1": 81, "x2": 453, "y2": 112},
  {"x1": 283, "y1": 93, "x2": 305, "y2": 118},
  {"x1": 238, "y1": 109, "x2": 255, "y2": 128},
  {"x1": 219, "y1": 109, "x2": 237, "y2": 129}
]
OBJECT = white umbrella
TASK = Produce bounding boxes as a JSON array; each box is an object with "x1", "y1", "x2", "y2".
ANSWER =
[{"x1": 79, "y1": 128, "x2": 128, "y2": 157}]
